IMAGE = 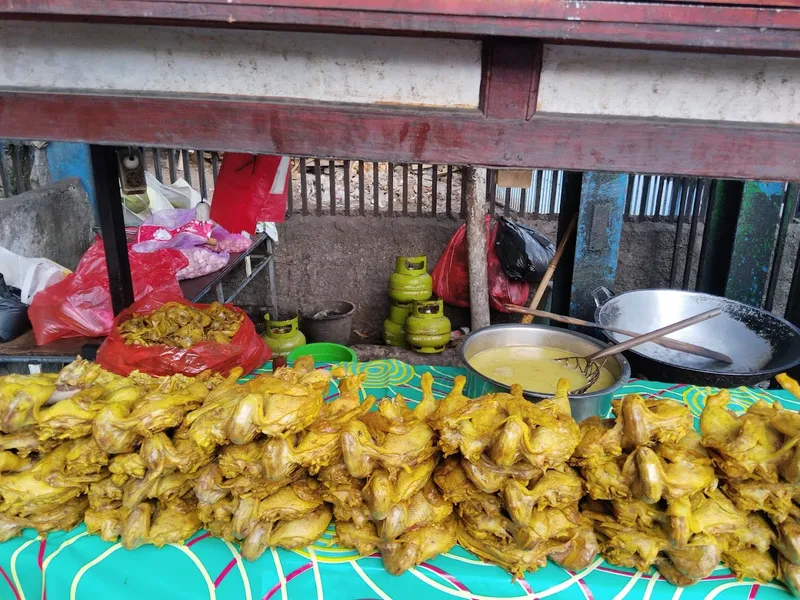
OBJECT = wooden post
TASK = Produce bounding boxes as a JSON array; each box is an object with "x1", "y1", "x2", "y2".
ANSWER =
[{"x1": 465, "y1": 167, "x2": 491, "y2": 330}]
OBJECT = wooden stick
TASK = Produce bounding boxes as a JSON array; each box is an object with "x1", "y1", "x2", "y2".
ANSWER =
[
  {"x1": 521, "y1": 214, "x2": 577, "y2": 324},
  {"x1": 465, "y1": 167, "x2": 491, "y2": 330},
  {"x1": 505, "y1": 304, "x2": 733, "y2": 363}
]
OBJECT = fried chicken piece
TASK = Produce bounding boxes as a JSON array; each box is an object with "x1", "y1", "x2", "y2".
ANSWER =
[
  {"x1": 64, "y1": 436, "x2": 110, "y2": 477},
  {"x1": 502, "y1": 466, "x2": 584, "y2": 524},
  {"x1": 380, "y1": 515, "x2": 457, "y2": 575},
  {"x1": 121, "y1": 502, "x2": 152, "y2": 550},
  {"x1": 654, "y1": 555, "x2": 700, "y2": 587},
  {"x1": 179, "y1": 384, "x2": 250, "y2": 451},
  {"x1": 27, "y1": 497, "x2": 88, "y2": 536},
  {"x1": 724, "y1": 547, "x2": 777, "y2": 583},
  {"x1": 85, "y1": 506, "x2": 129, "y2": 542},
  {"x1": 512, "y1": 504, "x2": 586, "y2": 552},
  {"x1": 378, "y1": 481, "x2": 453, "y2": 541},
  {"x1": 457, "y1": 518, "x2": 547, "y2": 578},
  {"x1": 0, "y1": 513, "x2": 27, "y2": 543},
  {"x1": 0, "y1": 375, "x2": 55, "y2": 433},
  {"x1": 317, "y1": 463, "x2": 368, "y2": 526},
  {"x1": 571, "y1": 417, "x2": 624, "y2": 469},
  {"x1": 427, "y1": 376, "x2": 512, "y2": 462},
  {"x1": 139, "y1": 432, "x2": 212, "y2": 475},
  {"x1": 701, "y1": 391, "x2": 786, "y2": 482},
  {"x1": 461, "y1": 455, "x2": 539, "y2": 494},
  {"x1": 148, "y1": 498, "x2": 201, "y2": 547},
  {"x1": 270, "y1": 505, "x2": 332, "y2": 550},
  {"x1": 775, "y1": 517, "x2": 800, "y2": 565},
  {"x1": 0, "y1": 428, "x2": 58, "y2": 457},
  {"x1": 88, "y1": 477, "x2": 124, "y2": 510},
  {"x1": 341, "y1": 418, "x2": 437, "y2": 479},
  {"x1": 613, "y1": 395, "x2": 693, "y2": 450},
  {"x1": 0, "y1": 450, "x2": 31, "y2": 473},
  {"x1": 548, "y1": 526, "x2": 599, "y2": 571},
  {"x1": 109, "y1": 453, "x2": 146, "y2": 485},
  {"x1": 363, "y1": 456, "x2": 437, "y2": 521},
  {"x1": 218, "y1": 439, "x2": 267, "y2": 479},
  {"x1": 457, "y1": 493, "x2": 515, "y2": 544},
  {"x1": 722, "y1": 480, "x2": 795, "y2": 522},
  {"x1": 362, "y1": 373, "x2": 436, "y2": 435},
  {"x1": 227, "y1": 388, "x2": 322, "y2": 444},
  {"x1": 432, "y1": 456, "x2": 486, "y2": 504},
  {"x1": 336, "y1": 520, "x2": 380, "y2": 556},
  {"x1": 585, "y1": 508, "x2": 669, "y2": 572},
  {"x1": 664, "y1": 535, "x2": 720, "y2": 581},
  {"x1": 779, "y1": 555, "x2": 800, "y2": 598},
  {"x1": 257, "y1": 478, "x2": 323, "y2": 521}
]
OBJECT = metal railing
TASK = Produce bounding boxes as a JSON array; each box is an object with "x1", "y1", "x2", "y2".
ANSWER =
[{"x1": 0, "y1": 141, "x2": 31, "y2": 199}]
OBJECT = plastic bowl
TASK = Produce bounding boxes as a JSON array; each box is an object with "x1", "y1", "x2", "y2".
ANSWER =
[{"x1": 287, "y1": 342, "x2": 357, "y2": 365}]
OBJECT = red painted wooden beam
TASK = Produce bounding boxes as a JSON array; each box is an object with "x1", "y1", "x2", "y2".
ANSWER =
[
  {"x1": 2, "y1": 1, "x2": 800, "y2": 53},
  {"x1": 1, "y1": 91, "x2": 798, "y2": 181}
]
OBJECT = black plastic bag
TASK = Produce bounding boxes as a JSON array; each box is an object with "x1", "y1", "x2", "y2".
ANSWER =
[
  {"x1": 495, "y1": 217, "x2": 556, "y2": 284},
  {"x1": 0, "y1": 274, "x2": 31, "y2": 343}
]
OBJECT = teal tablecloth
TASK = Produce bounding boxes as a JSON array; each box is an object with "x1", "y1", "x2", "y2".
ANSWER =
[{"x1": 2, "y1": 360, "x2": 797, "y2": 600}]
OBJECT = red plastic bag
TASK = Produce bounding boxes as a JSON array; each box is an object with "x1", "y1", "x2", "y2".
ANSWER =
[
  {"x1": 210, "y1": 154, "x2": 290, "y2": 234},
  {"x1": 97, "y1": 296, "x2": 271, "y2": 377},
  {"x1": 432, "y1": 215, "x2": 529, "y2": 312},
  {"x1": 28, "y1": 241, "x2": 188, "y2": 345}
]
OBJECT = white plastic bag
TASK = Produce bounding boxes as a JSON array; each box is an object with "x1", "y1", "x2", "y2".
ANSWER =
[
  {"x1": 123, "y1": 172, "x2": 203, "y2": 222},
  {"x1": 0, "y1": 247, "x2": 70, "y2": 304}
]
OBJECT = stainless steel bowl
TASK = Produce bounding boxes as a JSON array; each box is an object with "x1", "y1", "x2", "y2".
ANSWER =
[{"x1": 459, "y1": 324, "x2": 631, "y2": 422}]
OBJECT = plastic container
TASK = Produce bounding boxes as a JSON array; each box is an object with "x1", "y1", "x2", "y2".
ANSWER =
[
  {"x1": 288, "y1": 342, "x2": 357, "y2": 364},
  {"x1": 388, "y1": 256, "x2": 433, "y2": 303},
  {"x1": 263, "y1": 312, "x2": 306, "y2": 357},
  {"x1": 300, "y1": 300, "x2": 356, "y2": 345},
  {"x1": 405, "y1": 298, "x2": 451, "y2": 354}
]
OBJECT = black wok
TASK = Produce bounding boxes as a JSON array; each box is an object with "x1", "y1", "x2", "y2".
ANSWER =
[{"x1": 592, "y1": 287, "x2": 800, "y2": 387}]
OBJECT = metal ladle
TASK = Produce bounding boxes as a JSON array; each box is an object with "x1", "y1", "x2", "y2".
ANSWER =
[{"x1": 560, "y1": 307, "x2": 724, "y2": 394}]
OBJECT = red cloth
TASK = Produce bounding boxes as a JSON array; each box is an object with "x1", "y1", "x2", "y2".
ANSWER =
[
  {"x1": 210, "y1": 153, "x2": 289, "y2": 233},
  {"x1": 432, "y1": 215, "x2": 529, "y2": 312}
]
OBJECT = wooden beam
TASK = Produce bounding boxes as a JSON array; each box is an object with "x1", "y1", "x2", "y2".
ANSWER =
[
  {"x1": 481, "y1": 39, "x2": 542, "y2": 120},
  {"x1": 2, "y1": 1, "x2": 800, "y2": 53},
  {"x1": 464, "y1": 167, "x2": 490, "y2": 331},
  {"x1": 2, "y1": 92, "x2": 799, "y2": 181}
]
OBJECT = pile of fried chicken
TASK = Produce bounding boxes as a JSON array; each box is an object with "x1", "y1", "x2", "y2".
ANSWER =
[{"x1": 1, "y1": 358, "x2": 800, "y2": 593}]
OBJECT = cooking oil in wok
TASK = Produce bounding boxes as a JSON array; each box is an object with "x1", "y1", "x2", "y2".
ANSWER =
[{"x1": 468, "y1": 346, "x2": 616, "y2": 394}]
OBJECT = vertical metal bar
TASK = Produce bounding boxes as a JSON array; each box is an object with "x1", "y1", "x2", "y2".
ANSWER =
[
  {"x1": 343, "y1": 159, "x2": 351, "y2": 216},
  {"x1": 168, "y1": 150, "x2": 177, "y2": 183},
  {"x1": 329, "y1": 159, "x2": 336, "y2": 215},
  {"x1": 460, "y1": 169, "x2": 468, "y2": 218},
  {"x1": 11, "y1": 144, "x2": 25, "y2": 194},
  {"x1": 696, "y1": 180, "x2": 742, "y2": 295},
  {"x1": 299, "y1": 157, "x2": 309, "y2": 216},
  {"x1": 211, "y1": 152, "x2": 220, "y2": 184},
  {"x1": 549, "y1": 170, "x2": 559, "y2": 220},
  {"x1": 767, "y1": 183, "x2": 799, "y2": 311},
  {"x1": 197, "y1": 150, "x2": 208, "y2": 200},
  {"x1": 446, "y1": 165, "x2": 453, "y2": 217},
  {"x1": 431, "y1": 165, "x2": 438, "y2": 216},
  {"x1": 0, "y1": 142, "x2": 10, "y2": 197},
  {"x1": 314, "y1": 159, "x2": 323, "y2": 216},
  {"x1": 286, "y1": 166, "x2": 294, "y2": 217},
  {"x1": 388, "y1": 163, "x2": 394, "y2": 215},
  {"x1": 652, "y1": 176, "x2": 666, "y2": 221},
  {"x1": 551, "y1": 171, "x2": 582, "y2": 317},
  {"x1": 181, "y1": 149, "x2": 192, "y2": 186},
  {"x1": 152, "y1": 148, "x2": 163, "y2": 182},
  {"x1": 267, "y1": 239, "x2": 279, "y2": 319},
  {"x1": 624, "y1": 173, "x2": 636, "y2": 221},
  {"x1": 519, "y1": 187, "x2": 528, "y2": 218},
  {"x1": 536, "y1": 170, "x2": 546, "y2": 218},
  {"x1": 359, "y1": 161, "x2": 366, "y2": 216},
  {"x1": 373, "y1": 161, "x2": 380, "y2": 216},
  {"x1": 417, "y1": 164, "x2": 424, "y2": 216},
  {"x1": 90, "y1": 145, "x2": 134, "y2": 314},
  {"x1": 683, "y1": 179, "x2": 706, "y2": 290},
  {"x1": 486, "y1": 169, "x2": 496, "y2": 216},
  {"x1": 504, "y1": 186, "x2": 511, "y2": 217},
  {"x1": 638, "y1": 176, "x2": 651, "y2": 221},
  {"x1": 670, "y1": 178, "x2": 690, "y2": 288},
  {"x1": 215, "y1": 282, "x2": 225, "y2": 303},
  {"x1": 402, "y1": 164, "x2": 409, "y2": 216}
]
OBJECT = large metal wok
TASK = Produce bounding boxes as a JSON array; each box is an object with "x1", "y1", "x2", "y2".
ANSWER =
[{"x1": 593, "y1": 287, "x2": 800, "y2": 387}]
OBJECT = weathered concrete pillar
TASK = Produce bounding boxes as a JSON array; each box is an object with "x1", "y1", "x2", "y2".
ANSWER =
[{"x1": 465, "y1": 167, "x2": 491, "y2": 330}]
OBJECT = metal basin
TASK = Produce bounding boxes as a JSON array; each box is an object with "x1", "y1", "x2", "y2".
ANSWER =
[
  {"x1": 459, "y1": 324, "x2": 630, "y2": 422},
  {"x1": 593, "y1": 287, "x2": 800, "y2": 387}
]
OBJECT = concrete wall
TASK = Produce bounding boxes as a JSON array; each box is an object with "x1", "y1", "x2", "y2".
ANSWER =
[
  {"x1": 232, "y1": 214, "x2": 799, "y2": 338},
  {"x1": 0, "y1": 178, "x2": 94, "y2": 270}
]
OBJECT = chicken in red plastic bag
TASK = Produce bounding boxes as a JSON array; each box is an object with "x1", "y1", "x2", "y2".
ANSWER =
[
  {"x1": 432, "y1": 215, "x2": 529, "y2": 312},
  {"x1": 97, "y1": 296, "x2": 271, "y2": 377},
  {"x1": 27, "y1": 240, "x2": 188, "y2": 345}
]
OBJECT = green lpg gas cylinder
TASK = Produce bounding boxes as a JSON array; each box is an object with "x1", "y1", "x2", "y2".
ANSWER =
[
  {"x1": 263, "y1": 313, "x2": 306, "y2": 357},
  {"x1": 388, "y1": 256, "x2": 433, "y2": 303},
  {"x1": 383, "y1": 301, "x2": 412, "y2": 348},
  {"x1": 405, "y1": 299, "x2": 451, "y2": 354}
]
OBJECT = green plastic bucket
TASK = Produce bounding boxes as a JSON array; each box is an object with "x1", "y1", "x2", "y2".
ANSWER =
[{"x1": 287, "y1": 342, "x2": 357, "y2": 365}]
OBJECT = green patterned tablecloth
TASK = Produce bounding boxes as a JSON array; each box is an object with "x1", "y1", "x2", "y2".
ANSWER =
[{"x1": 2, "y1": 360, "x2": 798, "y2": 600}]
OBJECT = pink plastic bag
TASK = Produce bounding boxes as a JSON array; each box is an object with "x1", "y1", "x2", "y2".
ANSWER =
[
  {"x1": 211, "y1": 226, "x2": 252, "y2": 253},
  {"x1": 134, "y1": 208, "x2": 215, "y2": 253},
  {"x1": 176, "y1": 247, "x2": 230, "y2": 281},
  {"x1": 28, "y1": 240, "x2": 188, "y2": 344}
]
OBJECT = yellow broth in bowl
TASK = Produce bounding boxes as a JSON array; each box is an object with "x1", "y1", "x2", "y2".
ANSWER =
[{"x1": 467, "y1": 345, "x2": 616, "y2": 394}]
